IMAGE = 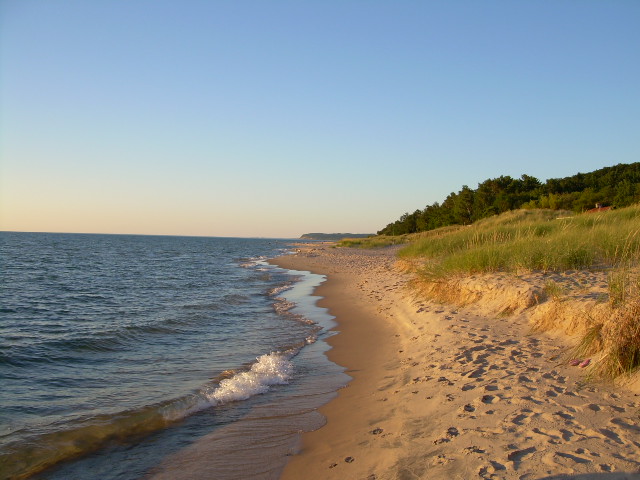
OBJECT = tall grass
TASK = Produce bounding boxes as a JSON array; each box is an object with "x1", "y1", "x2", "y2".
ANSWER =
[
  {"x1": 391, "y1": 205, "x2": 640, "y2": 379},
  {"x1": 573, "y1": 286, "x2": 640, "y2": 379},
  {"x1": 575, "y1": 228, "x2": 640, "y2": 378},
  {"x1": 399, "y1": 207, "x2": 640, "y2": 277},
  {"x1": 337, "y1": 235, "x2": 409, "y2": 248}
]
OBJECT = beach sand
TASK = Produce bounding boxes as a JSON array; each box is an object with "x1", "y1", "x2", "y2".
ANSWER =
[{"x1": 271, "y1": 244, "x2": 640, "y2": 480}]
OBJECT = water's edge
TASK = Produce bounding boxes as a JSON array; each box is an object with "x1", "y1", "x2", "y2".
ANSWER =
[
  {"x1": 142, "y1": 262, "x2": 349, "y2": 480},
  {"x1": 19, "y1": 259, "x2": 349, "y2": 480}
]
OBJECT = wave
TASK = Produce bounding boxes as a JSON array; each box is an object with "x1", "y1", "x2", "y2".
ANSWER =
[
  {"x1": 267, "y1": 281, "x2": 298, "y2": 297},
  {"x1": 273, "y1": 297, "x2": 315, "y2": 327},
  {"x1": 273, "y1": 298, "x2": 296, "y2": 314},
  {"x1": 204, "y1": 351, "x2": 294, "y2": 405},
  {"x1": 0, "y1": 349, "x2": 299, "y2": 480},
  {"x1": 238, "y1": 255, "x2": 269, "y2": 268},
  {"x1": 221, "y1": 293, "x2": 251, "y2": 305},
  {"x1": 2, "y1": 319, "x2": 190, "y2": 367}
]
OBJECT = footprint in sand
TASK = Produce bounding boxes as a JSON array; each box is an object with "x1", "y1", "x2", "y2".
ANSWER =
[
  {"x1": 507, "y1": 446, "x2": 537, "y2": 464},
  {"x1": 555, "y1": 451, "x2": 592, "y2": 464},
  {"x1": 431, "y1": 454, "x2": 451, "y2": 466},
  {"x1": 608, "y1": 404, "x2": 627, "y2": 413},
  {"x1": 433, "y1": 427, "x2": 460, "y2": 445},
  {"x1": 553, "y1": 411, "x2": 576, "y2": 421},
  {"x1": 465, "y1": 367, "x2": 486, "y2": 379},
  {"x1": 557, "y1": 428, "x2": 574, "y2": 441},
  {"x1": 481, "y1": 394, "x2": 498, "y2": 404},
  {"x1": 511, "y1": 413, "x2": 532, "y2": 425},
  {"x1": 598, "y1": 427, "x2": 626, "y2": 445},
  {"x1": 463, "y1": 445, "x2": 485, "y2": 455},
  {"x1": 521, "y1": 395, "x2": 545, "y2": 405},
  {"x1": 478, "y1": 460, "x2": 506, "y2": 478},
  {"x1": 530, "y1": 427, "x2": 562, "y2": 444},
  {"x1": 610, "y1": 417, "x2": 640, "y2": 434}
]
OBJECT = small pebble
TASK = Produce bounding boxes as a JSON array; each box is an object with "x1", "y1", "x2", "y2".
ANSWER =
[{"x1": 345, "y1": 456, "x2": 355, "y2": 463}]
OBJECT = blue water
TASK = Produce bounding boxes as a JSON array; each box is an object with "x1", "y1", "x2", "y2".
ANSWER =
[{"x1": 0, "y1": 232, "x2": 346, "y2": 480}]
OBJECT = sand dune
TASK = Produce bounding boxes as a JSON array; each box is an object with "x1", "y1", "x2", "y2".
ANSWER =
[{"x1": 272, "y1": 244, "x2": 640, "y2": 480}]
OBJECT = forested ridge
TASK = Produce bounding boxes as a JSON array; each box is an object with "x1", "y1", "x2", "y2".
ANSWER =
[{"x1": 378, "y1": 162, "x2": 640, "y2": 236}]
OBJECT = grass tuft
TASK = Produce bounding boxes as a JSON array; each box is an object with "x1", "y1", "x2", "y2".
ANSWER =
[
  {"x1": 594, "y1": 299, "x2": 640, "y2": 378},
  {"x1": 544, "y1": 280, "x2": 566, "y2": 302}
]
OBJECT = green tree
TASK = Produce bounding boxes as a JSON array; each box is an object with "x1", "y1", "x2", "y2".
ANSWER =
[{"x1": 453, "y1": 185, "x2": 474, "y2": 225}]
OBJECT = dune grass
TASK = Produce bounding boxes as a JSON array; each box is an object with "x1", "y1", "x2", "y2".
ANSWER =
[
  {"x1": 337, "y1": 235, "x2": 410, "y2": 248},
  {"x1": 387, "y1": 205, "x2": 640, "y2": 379},
  {"x1": 398, "y1": 207, "x2": 640, "y2": 278}
]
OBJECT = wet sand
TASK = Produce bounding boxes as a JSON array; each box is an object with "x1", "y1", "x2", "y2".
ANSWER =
[{"x1": 271, "y1": 244, "x2": 640, "y2": 480}]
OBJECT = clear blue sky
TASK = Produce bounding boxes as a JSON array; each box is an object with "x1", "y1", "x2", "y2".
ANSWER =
[{"x1": 1, "y1": 0, "x2": 638, "y2": 237}]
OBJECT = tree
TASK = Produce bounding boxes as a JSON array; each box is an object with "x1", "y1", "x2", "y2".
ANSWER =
[
  {"x1": 378, "y1": 162, "x2": 640, "y2": 235},
  {"x1": 453, "y1": 185, "x2": 474, "y2": 225}
]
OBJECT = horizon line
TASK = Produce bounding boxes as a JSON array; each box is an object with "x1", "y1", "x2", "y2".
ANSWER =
[{"x1": 0, "y1": 230, "x2": 303, "y2": 240}]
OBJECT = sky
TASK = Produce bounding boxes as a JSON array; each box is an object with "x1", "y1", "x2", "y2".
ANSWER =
[{"x1": 1, "y1": 0, "x2": 638, "y2": 238}]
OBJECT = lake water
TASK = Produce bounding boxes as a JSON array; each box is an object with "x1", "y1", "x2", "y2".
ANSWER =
[{"x1": 0, "y1": 232, "x2": 347, "y2": 479}]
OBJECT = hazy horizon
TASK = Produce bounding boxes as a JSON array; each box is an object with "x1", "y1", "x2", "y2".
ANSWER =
[
  {"x1": 0, "y1": 229, "x2": 370, "y2": 239},
  {"x1": 2, "y1": 1, "x2": 638, "y2": 238}
]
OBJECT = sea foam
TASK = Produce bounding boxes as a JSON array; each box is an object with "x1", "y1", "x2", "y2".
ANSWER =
[{"x1": 205, "y1": 351, "x2": 294, "y2": 405}]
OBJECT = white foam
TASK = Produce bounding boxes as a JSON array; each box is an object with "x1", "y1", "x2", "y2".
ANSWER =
[
  {"x1": 268, "y1": 283, "x2": 295, "y2": 296},
  {"x1": 273, "y1": 298, "x2": 296, "y2": 314},
  {"x1": 205, "y1": 352, "x2": 293, "y2": 405},
  {"x1": 239, "y1": 255, "x2": 268, "y2": 268}
]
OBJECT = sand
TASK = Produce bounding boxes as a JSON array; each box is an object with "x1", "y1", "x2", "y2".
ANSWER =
[{"x1": 271, "y1": 244, "x2": 640, "y2": 480}]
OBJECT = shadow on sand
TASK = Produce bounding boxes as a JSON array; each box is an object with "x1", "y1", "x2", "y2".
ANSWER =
[{"x1": 538, "y1": 473, "x2": 640, "y2": 479}]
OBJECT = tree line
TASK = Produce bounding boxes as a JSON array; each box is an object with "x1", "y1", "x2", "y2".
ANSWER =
[{"x1": 378, "y1": 162, "x2": 640, "y2": 236}]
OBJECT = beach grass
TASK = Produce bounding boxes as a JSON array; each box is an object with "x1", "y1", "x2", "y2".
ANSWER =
[
  {"x1": 337, "y1": 235, "x2": 410, "y2": 248},
  {"x1": 399, "y1": 206, "x2": 640, "y2": 277},
  {"x1": 385, "y1": 205, "x2": 640, "y2": 379}
]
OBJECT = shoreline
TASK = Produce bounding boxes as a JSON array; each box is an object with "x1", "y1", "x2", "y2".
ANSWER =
[
  {"x1": 271, "y1": 244, "x2": 640, "y2": 479},
  {"x1": 270, "y1": 245, "x2": 410, "y2": 479},
  {"x1": 142, "y1": 262, "x2": 347, "y2": 480}
]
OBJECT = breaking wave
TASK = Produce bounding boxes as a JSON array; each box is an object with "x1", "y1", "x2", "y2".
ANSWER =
[{"x1": 1, "y1": 349, "x2": 299, "y2": 480}]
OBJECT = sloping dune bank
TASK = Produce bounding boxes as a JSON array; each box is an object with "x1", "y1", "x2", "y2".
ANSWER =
[{"x1": 270, "y1": 244, "x2": 640, "y2": 480}]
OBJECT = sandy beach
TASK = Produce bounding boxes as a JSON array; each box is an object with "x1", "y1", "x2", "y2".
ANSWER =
[{"x1": 271, "y1": 244, "x2": 640, "y2": 480}]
